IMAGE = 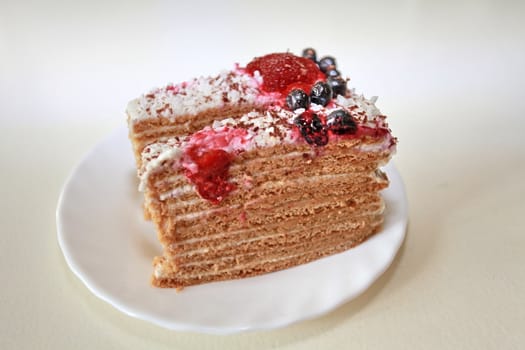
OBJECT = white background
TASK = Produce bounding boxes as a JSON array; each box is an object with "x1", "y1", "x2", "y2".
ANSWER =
[{"x1": 1, "y1": 0, "x2": 524, "y2": 349}]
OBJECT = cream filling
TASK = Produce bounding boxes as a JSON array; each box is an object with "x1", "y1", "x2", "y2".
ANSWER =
[
  {"x1": 159, "y1": 184, "x2": 194, "y2": 201},
  {"x1": 139, "y1": 147, "x2": 182, "y2": 192},
  {"x1": 174, "y1": 204, "x2": 242, "y2": 221}
]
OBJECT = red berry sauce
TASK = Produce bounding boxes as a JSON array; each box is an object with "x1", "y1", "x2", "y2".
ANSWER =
[
  {"x1": 181, "y1": 127, "x2": 250, "y2": 204},
  {"x1": 184, "y1": 147, "x2": 236, "y2": 204},
  {"x1": 246, "y1": 53, "x2": 325, "y2": 94}
]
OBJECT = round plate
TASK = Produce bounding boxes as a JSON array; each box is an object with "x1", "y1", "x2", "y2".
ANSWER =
[{"x1": 56, "y1": 126, "x2": 408, "y2": 334}]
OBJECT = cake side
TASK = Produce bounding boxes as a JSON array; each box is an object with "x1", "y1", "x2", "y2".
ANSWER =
[{"x1": 140, "y1": 105, "x2": 394, "y2": 288}]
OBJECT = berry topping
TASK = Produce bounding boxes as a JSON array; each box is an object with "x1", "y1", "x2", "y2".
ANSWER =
[
  {"x1": 294, "y1": 112, "x2": 329, "y2": 146},
  {"x1": 310, "y1": 81, "x2": 333, "y2": 106},
  {"x1": 286, "y1": 89, "x2": 310, "y2": 111},
  {"x1": 318, "y1": 56, "x2": 337, "y2": 73},
  {"x1": 327, "y1": 76, "x2": 347, "y2": 97},
  {"x1": 246, "y1": 53, "x2": 324, "y2": 94},
  {"x1": 326, "y1": 69, "x2": 341, "y2": 78},
  {"x1": 302, "y1": 48, "x2": 317, "y2": 62},
  {"x1": 185, "y1": 148, "x2": 236, "y2": 204},
  {"x1": 181, "y1": 127, "x2": 250, "y2": 204},
  {"x1": 326, "y1": 110, "x2": 357, "y2": 135}
]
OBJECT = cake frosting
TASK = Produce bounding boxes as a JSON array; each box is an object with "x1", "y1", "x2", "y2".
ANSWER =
[{"x1": 129, "y1": 68, "x2": 277, "y2": 122}]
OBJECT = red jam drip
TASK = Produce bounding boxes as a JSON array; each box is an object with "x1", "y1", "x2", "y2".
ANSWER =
[
  {"x1": 246, "y1": 53, "x2": 325, "y2": 94},
  {"x1": 181, "y1": 127, "x2": 250, "y2": 204},
  {"x1": 184, "y1": 147, "x2": 236, "y2": 204}
]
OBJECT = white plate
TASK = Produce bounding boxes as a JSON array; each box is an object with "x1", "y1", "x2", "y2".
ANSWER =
[{"x1": 56, "y1": 126, "x2": 408, "y2": 334}]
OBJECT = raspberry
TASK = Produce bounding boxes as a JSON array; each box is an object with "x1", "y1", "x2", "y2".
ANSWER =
[
  {"x1": 185, "y1": 148, "x2": 236, "y2": 204},
  {"x1": 246, "y1": 53, "x2": 324, "y2": 94}
]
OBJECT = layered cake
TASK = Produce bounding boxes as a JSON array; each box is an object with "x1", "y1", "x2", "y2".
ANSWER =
[{"x1": 126, "y1": 49, "x2": 397, "y2": 288}]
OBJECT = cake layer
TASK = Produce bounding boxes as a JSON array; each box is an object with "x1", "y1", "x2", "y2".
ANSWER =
[
  {"x1": 126, "y1": 69, "x2": 273, "y2": 165},
  {"x1": 142, "y1": 138, "x2": 391, "y2": 205},
  {"x1": 149, "y1": 169, "x2": 387, "y2": 216},
  {"x1": 142, "y1": 139, "x2": 390, "y2": 263},
  {"x1": 128, "y1": 104, "x2": 263, "y2": 165},
  {"x1": 152, "y1": 214, "x2": 382, "y2": 288},
  {"x1": 128, "y1": 72, "x2": 394, "y2": 169},
  {"x1": 169, "y1": 204, "x2": 383, "y2": 252},
  {"x1": 169, "y1": 211, "x2": 384, "y2": 263},
  {"x1": 175, "y1": 214, "x2": 382, "y2": 269},
  {"x1": 160, "y1": 192, "x2": 384, "y2": 248}
]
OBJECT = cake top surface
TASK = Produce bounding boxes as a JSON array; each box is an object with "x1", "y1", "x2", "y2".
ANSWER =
[
  {"x1": 132, "y1": 49, "x2": 397, "y2": 203},
  {"x1": 129, "y1": 52, "x2": 343, "y2": 123},
  {"x1": 138, "y1": 91, "x2": 395, "y2": 197},
  {"x1": 128, "y1": 69, "x2": 269, "y2": 122}
]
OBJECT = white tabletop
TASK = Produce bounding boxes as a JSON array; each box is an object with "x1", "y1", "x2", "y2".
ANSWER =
[{"x1": 1, "y1": 0, "x2": 524, "y2": 348}]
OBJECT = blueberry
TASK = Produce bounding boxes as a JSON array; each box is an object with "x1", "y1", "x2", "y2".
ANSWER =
[
  {"x1": 302, "y1": 48, "x2": 317, "y2": 62},
  {"x1": 310, "y1": 81, "x2": 333, "y2": 106},
  {"x1": 310, "y1": 114, "x2": 324, "y2": 132},
  {"x1": 294, "y1": 113, "x2": 329, "y2": 146},
  {"x1": 327, "y1": 110, "x2": 357, "y2": 135},
  {"x1": 327, "y1": 76, "x2": 347, "y2": 97},
  {"x1": 286, "y1": 89, "x2": 310, "y2": 111},
  {"x1": 318, "y1": 56, "x2": 336, "y2": 73},
  {"x1": 326, "y1": 69, "x2": 341, "y2": 78}
]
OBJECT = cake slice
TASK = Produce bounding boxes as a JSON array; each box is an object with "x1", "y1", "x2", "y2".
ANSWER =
[{"x1": 126, "y1": 49, "x2": 397, "y2": 288}]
